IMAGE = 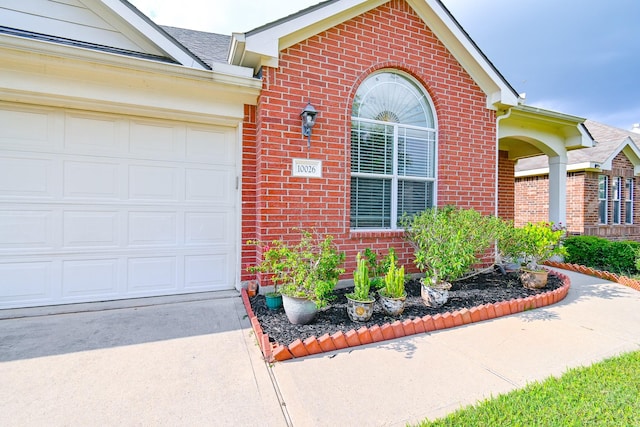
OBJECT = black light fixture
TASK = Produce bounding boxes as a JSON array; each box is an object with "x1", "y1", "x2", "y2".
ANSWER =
[{"x1": 300, "y1": 102, "x2": 317, "y2": 148}]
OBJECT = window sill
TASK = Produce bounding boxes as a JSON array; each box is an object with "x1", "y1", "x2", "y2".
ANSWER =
[{"x1": 349, "y1": 229, "x2": 405, "y2": 240}]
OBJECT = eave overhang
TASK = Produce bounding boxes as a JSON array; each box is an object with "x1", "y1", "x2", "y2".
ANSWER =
[{"x1": 228, "y1": 0, "x2": 519, "y2": 109}]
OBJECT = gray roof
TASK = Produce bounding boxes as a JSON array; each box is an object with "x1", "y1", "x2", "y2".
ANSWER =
[
  {"x1": 516, "y1": 120, "x2": 640, "y2": 172},
  {"x1": 161, "y1": 26, "x2": 231, "y2": 67}
]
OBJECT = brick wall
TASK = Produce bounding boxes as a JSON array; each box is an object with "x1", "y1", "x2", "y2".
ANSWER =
[
  {"x1": 583, "y1": 153, "x2": 640, "y2": 241},
  {"x1": 242, "y1": 0, "x2": 497, "y2": 278},
  {"x1": 498, "y1": 151, "x2": 515, "y2": 220},
  {"x1": 566, "y1": 172, "x2": 585, "y2": 233},
  {"x1": 515, "y1": 152, "x2": 640, "y2": 242},
  {"x1": 514, "y1": 175, "x2": 549, "y2": 227}
]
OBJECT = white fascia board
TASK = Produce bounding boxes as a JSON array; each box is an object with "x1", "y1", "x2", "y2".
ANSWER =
[
  {"x1": 515, "y1": 162, "x2": 601, "y2": 178},
  {"x1": 239, "y1": 0, "x2": 386, "y2": 67},
  {"x1": 602, "y1": 138, "x2": 640, "y2": 171},
  {"x1": 1, "y1": 33, "x2": 255, "y2": 83},
  {"x1": 98, "y1": 0, "x2": 207, "y2": 69},
  {"x1": 235, "y1": 0, "x2": 518, "y2": 108},
  {"x1": 409, "y1": 0, "x2": 519, "y2": 109}
]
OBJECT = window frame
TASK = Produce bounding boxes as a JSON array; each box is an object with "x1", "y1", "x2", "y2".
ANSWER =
[
  {"x1": 613, "y1": 176, "x2": 622, "y2": 224},
  {"x1": 598, "y1": 175, "x2": 608, "y2": 225},
  {"x1": 625, "y1": 178, "x2": 634, "y2": 224},
  {"x1": 349, "y1": 70, "x2": 437, "y2": 231}
]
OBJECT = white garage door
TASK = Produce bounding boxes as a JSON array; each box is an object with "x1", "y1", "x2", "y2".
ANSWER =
[{"x1": 0, "y1": 102, "x2": 238, "y2": 309}]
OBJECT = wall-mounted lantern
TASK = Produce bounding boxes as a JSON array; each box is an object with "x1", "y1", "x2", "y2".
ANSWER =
[{"x1": 300, "y1": 102, "x2": 317, "y2": 148}]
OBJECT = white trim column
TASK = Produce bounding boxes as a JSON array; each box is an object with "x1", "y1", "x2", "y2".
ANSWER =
[{"x1": 548, "y1": 155, "x2": 567, "y2": 225}]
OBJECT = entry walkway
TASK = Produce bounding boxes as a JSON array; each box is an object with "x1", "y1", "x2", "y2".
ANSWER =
[{"x1": 1, "y1": 268, "x2": 639, "y2": 426}]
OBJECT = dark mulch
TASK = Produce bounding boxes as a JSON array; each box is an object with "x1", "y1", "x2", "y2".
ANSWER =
[{"x1": 249, "y1": 267, "x2": 563, "y2": 346}]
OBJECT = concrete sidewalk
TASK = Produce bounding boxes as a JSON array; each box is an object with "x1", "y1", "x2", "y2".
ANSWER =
[
  {"x1": 270, "y1": 268, "x2": 640, "y2": 426},
  {"x1": 0, "y1": 294, "x2": 284, "y2": 426},
  {"x1": 1, "y1": 268, "x2": 639, "y2": 426}
]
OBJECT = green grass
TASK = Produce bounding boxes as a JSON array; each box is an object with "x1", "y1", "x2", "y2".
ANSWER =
[{"x1": 414, "y1": 350, "x2": 640, "y2": 427}]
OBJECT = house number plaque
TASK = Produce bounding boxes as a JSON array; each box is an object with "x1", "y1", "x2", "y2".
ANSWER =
[{"x1": 292, "y1": 158, "x2": 322, "y2": 178}]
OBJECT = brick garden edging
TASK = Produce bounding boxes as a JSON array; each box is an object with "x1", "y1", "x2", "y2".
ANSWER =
[
  {"x1": 545, "y1": 261, "x2": 640, "y2": 292},
  {"x1": 241, "y1": 270, "x2": 571, "y2": 362}
]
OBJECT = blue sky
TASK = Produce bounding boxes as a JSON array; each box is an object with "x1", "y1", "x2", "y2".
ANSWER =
[{"x1": 130, "y1": 0, "x2": 640, "y2": 130}]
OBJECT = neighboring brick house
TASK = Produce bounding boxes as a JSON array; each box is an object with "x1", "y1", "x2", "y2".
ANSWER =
[
  {"x1": 516, "y1": 120, "x2": 640, "y2": 241},
  {"x1": 0, "y1": 0, "x2": 590, "y2": 309}
]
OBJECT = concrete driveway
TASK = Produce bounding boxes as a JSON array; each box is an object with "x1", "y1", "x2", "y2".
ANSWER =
[
  {"x1": 0, "y1": 293, "x2": 285, "y2": 426},
  {"x1": 2, "y1": 269, "x2": 639, "y2": 426}
]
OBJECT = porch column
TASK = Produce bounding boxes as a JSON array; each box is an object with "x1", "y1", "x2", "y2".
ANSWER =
[{"x1": 548, "y1": 155, "x2": 567, "y2": 226}]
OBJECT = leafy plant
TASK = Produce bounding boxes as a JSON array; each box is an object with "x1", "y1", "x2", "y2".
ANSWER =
[
  {"x1": 379, "y1": 253, "x2": 405, "y2": 299},
  {"x1": 402, "y1": 206, "x2": 501, "y2": 286},
  {"x1": 519, "y1": 222, "x2": 567, "y2": 271},
  {"x1": 247, "y1": 229, "x2": 345, "y2": 308},
  {"x1": 347, "y1": 252, "x2": 373, "y2": 302},
  {"x1": 496, "y1": 219, "x2": 526, "y2": 265},
  {"x1": 363, "y1": 247, "x2": 396, "y2": 289}
]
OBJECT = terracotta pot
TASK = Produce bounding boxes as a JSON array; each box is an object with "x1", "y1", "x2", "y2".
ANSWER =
[
  {"x1": 282, "y1": 295, "x2": 317, "y2": 324},
  {"x1": 520, "y1": 269, "x2": 548, "y2": 289},
  {"x1": 421, "y1": 282, "x2": 451, "y2": 308},
  {"x1": 378, "y1": 291, "x2": 406, "y2": 316},
  {"x1": 346, "y1": 295, "x2": 375, "y2": 322}
]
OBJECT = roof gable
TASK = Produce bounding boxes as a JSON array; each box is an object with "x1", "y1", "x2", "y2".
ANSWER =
[
  {"x1": 0, "y1": 0, "x2": 208, "y2": 69},
  {"x1": 516, "y1": 120, "x2": 640, "y2": 175},
  {"x1": 229, "y1": 0, "x2": 518, "y2": 109}
]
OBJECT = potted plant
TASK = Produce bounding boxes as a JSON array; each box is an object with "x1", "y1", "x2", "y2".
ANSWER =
[
  {"x1": 345, "y1": 252, "x2": 375, "y2": 322},
  {"x1": 518, "y1": 222, "x2": 567, "y2": 289},
  {"x1": 378, "y1": 253, "x2": 406, "y2": 316},
  {"x1": 363, "y1": 247, "x2": 396, "y2": 290},
  {"x1": 403, "y1": 206, "x2": 501, "y2": 308},
  {"x1": 247, "y1": 229, "x2": 345, "y2": 324},
  {"x1": 496, "y1": 219, "x2": 526, "y2": 272}
]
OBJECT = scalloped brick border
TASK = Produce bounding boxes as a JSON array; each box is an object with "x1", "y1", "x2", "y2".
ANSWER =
[
  {"x1": 241, "y1": 270, "x2": 571, "y2": 362},
  {"x1": 545, "y1": 261, "x2": 640, "y2": 292}
]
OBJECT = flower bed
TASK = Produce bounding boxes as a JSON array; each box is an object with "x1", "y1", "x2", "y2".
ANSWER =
[{"x1": 242, "y1": 269, "x2": 571, "y2": 362}]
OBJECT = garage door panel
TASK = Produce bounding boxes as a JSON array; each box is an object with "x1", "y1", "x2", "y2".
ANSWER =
[
  {"x1": 0, "y1": 261, "x2": 52, "y2": 302},
  {"x1": 186, "y1": 126, "x2": 234, "y2": 165},
  {"x1": 185, "y1": 167, "x2": 234, "y2": 203},
  {"x1": 129, "y1": 164, "x2": 179, "y2": 201},
  {"x1": 63, "y1": 160, "x2": 120, "y2": 199},
  {"x1": 0, "y1": 104, "x2": 237, "y2": 309},
  {"x1": 65, "y1": 113, "x2": 125, "y2": 154},
  {"x1": 128, "y1": 212, "x2": 177, "y2": 246},
  {"x1": 185, "y1": 212, "x2": 233, "y2": 245},
  {"x1": 0, "y1": 210, "x2": 54, "y2": 250},
  {"x1": 184, "y1": 254, "x2": 231, "y2": 291},
  {"x1": 130, "y1": 121, "x2": 184, "y2": 161},
  {"x1": 0, "y1": 156, "x2": 55, "y2": 198},
  {"x1": 0, "y1": 105, "x2": 61, "y2": 151},
  {"x1": 127, "y1": 257, "x2": 176, "y2": 292},
  {"x1": 62, "y1": 259, "x2": 119, "y2": 297},
  {"x1": 63, "y1": 211, "x2": 119, "y2": 248}
]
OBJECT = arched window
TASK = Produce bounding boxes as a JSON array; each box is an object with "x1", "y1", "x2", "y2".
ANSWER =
[{"x1": 351, "y1": 70, "x2": 437, "y2": 229}]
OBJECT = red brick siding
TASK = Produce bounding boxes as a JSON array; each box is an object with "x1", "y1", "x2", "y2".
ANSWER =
[
  {"x1": 583, "y1": 153, "x2": 640, "y2": 241},
  {"x1": 242, "y1": 0, "x2": 497, "y2": 277},
  {"x1": 515, "y1": 152, "x2": 640, "y2": 242},
  {"x1": 498, "y1": 151, "x2": 515, "y2": 220},
  {"x1": 514, "y1": 175, "x2": 548, "y2": 227},
  {"x1": 566, "y1": 172, "x2": 585, "y2": 234}
]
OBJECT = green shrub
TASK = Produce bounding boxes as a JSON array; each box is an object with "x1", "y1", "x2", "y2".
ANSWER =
[
  {"x1": 402, "y1": 206, "x2": 501, "y2": 285},
  {"x1": 564, "y1": 235, "x2": 640, "y2": 275}
]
